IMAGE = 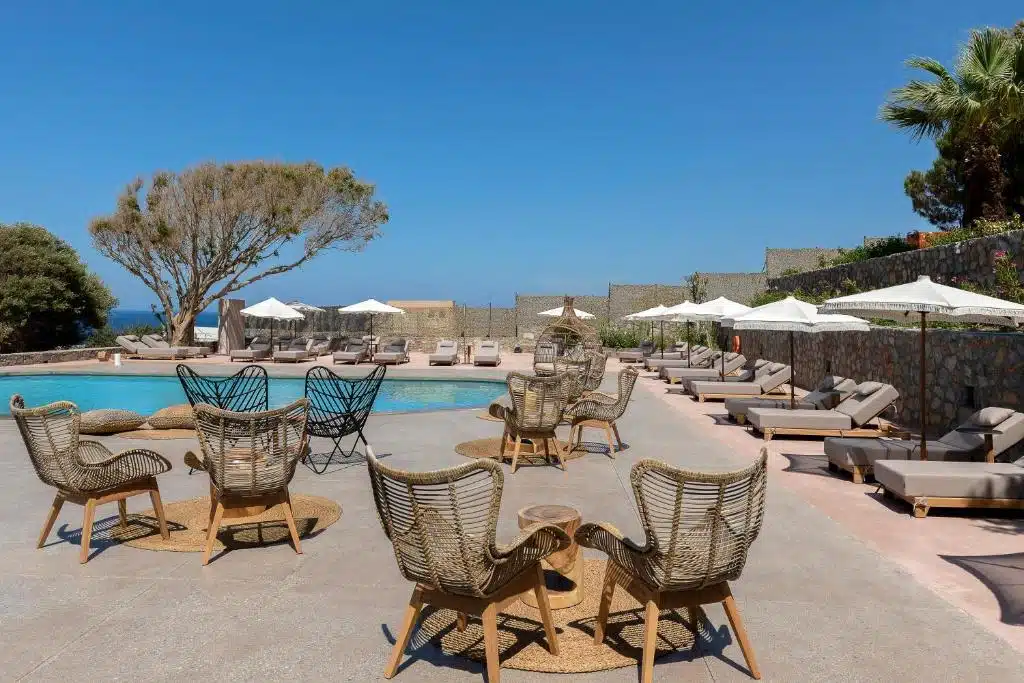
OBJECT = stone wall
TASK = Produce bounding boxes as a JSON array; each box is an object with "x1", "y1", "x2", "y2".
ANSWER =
[
  {"x1": 514, "y1": 294, "x2": 611, "y2": 338},
  {"x1": 0, "y1": 347, "x2": 119, "y2": 367},
  {"x1": 607, "y1": 283, "x2": 690, "y2": 322},
  {"x1": 769, "y1": 230, "x2": 1024, "y2": 294},
  {"x1": 765, "y1": 247, "x2": 842, "y2": 278},
  {"x1": 738, "y1": 327, "x2": 1024, "y2": 438},
  {"x1": 698, "y1": 272, "x2": 766, "y2": 305}
]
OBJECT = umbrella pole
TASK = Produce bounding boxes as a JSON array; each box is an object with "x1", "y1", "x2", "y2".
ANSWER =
[
  {"x1": 789, "y1": 330, "x2": 795, "y2": 410},
  {"x1": 270, "y1": 318, "x2": 274, "y2": 351},
  {"x1": 920, "y1": 312, "x2": 928, "y2": 460},
  {"x1": 687, "y1": 321, "x2": 691, "y2": 366},
  {"x1": 660, "y1": 321, "x2": 664, "y2": 359},
  {"x1": 369, "y1": 314, "x2": 374, "y2": 362}
]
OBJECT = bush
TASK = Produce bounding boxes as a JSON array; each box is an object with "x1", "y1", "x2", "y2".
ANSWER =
[
  {"x1": 927, "y1": 216, "x2": 1024, "y2": 248},
  {"x1": 824, "y1": 237, "x2": 915, "y2": 266},
  {"x1": 84, "y1": 323, "x2": 163, "y2": 348},
  {"x1": 599, "y1": 327, "x2": 646, "y2": 349}
]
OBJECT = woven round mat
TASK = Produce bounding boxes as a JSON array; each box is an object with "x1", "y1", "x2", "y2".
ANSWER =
[
  {"x1": 455, "y1": 438, "x2": 586, "y2": 464},
  {"x1": 110, "y1": 494, "x2": 341, "y2": 552},
  {"x1": 417, "y1": 559, "x2": 706, "y2": 673},
  {"x1": 116, "y1": 428, "x2": 198, "y2": 440}
]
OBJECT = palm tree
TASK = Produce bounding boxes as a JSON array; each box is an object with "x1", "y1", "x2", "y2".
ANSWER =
[{"x1": 882, "y1": 28, "x2": 1024, "y2": 224}]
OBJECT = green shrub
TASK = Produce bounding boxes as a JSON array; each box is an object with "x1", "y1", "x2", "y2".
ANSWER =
[
  {"x1": 927, "y1": 216, "x2": 1024, "y2": 248},
  {"x1": 598, "y1": 327, "x2": 646, "y2": 349},
  {"x1": 825, "y1": 237, "x2": 915, "y2": 266},
  {"x1": 84, "y1": 323, "x2": 163, "y2": 348}
]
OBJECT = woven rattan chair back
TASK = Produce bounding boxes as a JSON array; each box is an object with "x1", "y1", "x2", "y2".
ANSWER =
[
  {"x1": 10, "y1": 395, "x2": 83, "y2": 491},
  {"x1": 608, "y1": 367, "x2": 639, "y2": 419},
  {"x1": 193, "y1": 398, "x2": 309, "y2": 498},
  {"x1": 582, "y1": 351, "x2": 608, "y2": 392},
  {"x1": 176, "y1": 364, "x2": 269, "y2": 413},
  {"x1": 631, "y1": 451, "x2": 767, "y2": 591},
  {"x1": 506, "y1": 372, "x2": 569, "y2": 432},
  {"x1": 367, "y1": 455, "x2": 504, "y2": 598},
  {"x1": 553, "y1": 356, "x2": 592, "y2": 401}
]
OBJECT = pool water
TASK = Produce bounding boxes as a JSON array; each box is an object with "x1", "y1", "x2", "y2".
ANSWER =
[{"x1": 0, "y1": 374, "x2": 505, "y2": 416}]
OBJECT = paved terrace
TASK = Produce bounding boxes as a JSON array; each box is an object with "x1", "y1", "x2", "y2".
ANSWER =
[{"x1": 1, "y1": 354, "x2": 1023, "y2": 681}]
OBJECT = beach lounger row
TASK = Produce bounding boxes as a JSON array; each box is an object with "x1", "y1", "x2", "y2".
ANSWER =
[{"x1": 116, "y1": 334, "x2": 208, "y2": 360}]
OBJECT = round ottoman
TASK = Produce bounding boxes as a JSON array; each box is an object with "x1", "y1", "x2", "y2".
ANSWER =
[
  {"x1": 148, "y1": 404, "x2": 195, "y2": 430},
  {"x1": 79, "y1": 409, "x2": 147, "y2": 435}
]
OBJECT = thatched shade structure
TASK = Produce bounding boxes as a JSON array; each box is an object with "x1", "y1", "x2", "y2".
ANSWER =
[{"x1": 534, "y1": 296, "x2": 601, "y2": 366}]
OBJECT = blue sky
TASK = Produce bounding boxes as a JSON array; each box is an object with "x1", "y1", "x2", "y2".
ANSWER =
[{"x1": 1, "y1": 2, "x2": 1021, "y2": 309}]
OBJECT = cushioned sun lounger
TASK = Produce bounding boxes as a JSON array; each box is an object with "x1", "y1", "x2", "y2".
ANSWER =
[
  {"x1": 142, "y1": 334, "x2": 208, "y2": 358},
  {"x1": 875, "y1": 459, "x2": 1024, "y2": 518},
  {"x1": 273, "y1": 337, "x2": 312, "y2": 363},
  {"x1": 116, "y1": 335, "x2": 190, "y2": 359},
  {"x1": 230, "y1": 338, "x2": 271, "y2": 362},
  {"x1": 746, "y1": 381, "x2": 898, "y2": 441},
  {"x1": 826, "y1": 407, "x2": 1024, "y2": 484},
  {"x1": 690, "y1": 363, "x2": 791, "y2": 402},
  {"x1": 375, "y1": 339, "x2": 410, "y2": 365},
  {"x1": 667, "y1": 359, "x2": 773, "y2": 396},
  {"x1": 663, "y1": 353, "x2": 746, "y2": 384},
  {"x1": 474, "y1": 340, "x2": 501, "y2": 366},
  {"x1": 725, "y1": 375, "x2": 857, "y2": 423},
  {"x1": 333, "y1": 341, "x2": 368, "y2": 365},
  {"x1": 429, "y1": 339, "x2": 459, "y2": 365},
  {"x1": 647, "y1": 348, "x2": 713, "y2": 372}
]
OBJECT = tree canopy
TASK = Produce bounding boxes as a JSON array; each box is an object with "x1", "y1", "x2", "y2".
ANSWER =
[
  {"x1": 0, "y1": 223, "x2": 117, "y2": 352},
  {"x1": 90, "y1": 161, "x2": 389, "y2": 344}
]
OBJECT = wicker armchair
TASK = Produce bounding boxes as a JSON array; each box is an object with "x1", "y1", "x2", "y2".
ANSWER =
[
  {"x1": 565, "y1": 367, "x2": 638, "y2": 456},
  {"x1": 304, "y1": 364, "x2": 386, "y2": 473},
  {"x1": 581, "y1": 351, "x2": 608, "y2": 393},
  {"x1": 192, "y1": 398, "x2": 310, "y2": 565},
  {"x1": 501, "y1": 372, "x2": 570, "y2": 473},
  {"x1": 554, "y1": 355, "x2": 592, "y2": 402},
  {"x1": 576, "y1": 449, "x2": 768, "y2": 681},
  {"x1": 10, "y1": 395, "x2": 172, "y2": 564},
  {"x1": 366, "y1": 451, "x2": 570, "y2": 682}
]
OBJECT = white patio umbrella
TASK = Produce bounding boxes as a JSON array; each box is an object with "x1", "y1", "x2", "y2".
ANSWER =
[
  {"x1": 723, "y1": 297, "x2": 869, "y2": 409},
  {"x1": 338, "y1": 299, "x2": 406, "y2": 358},
  {"x1": 286, "y1": 301, "x2": 325, "y2": 336},
  {"x1": 692, "y1": 297, "x2": 753, "y2": 381},
  {"x1": 240, "y1": 297, "x2": 304, "y2": 349},
  {"x1": 538, "y1": 305, "x2": 596, "y2": 319},
  {"x1": 625, "y1": 304, "x2": 670, "y2": 358},
  {"x1": 662, "y1": 300, "x2": 705, "y2": 364},
  {"x1": 821, "y1": 275, "x2": 1024, "y2": 459}
]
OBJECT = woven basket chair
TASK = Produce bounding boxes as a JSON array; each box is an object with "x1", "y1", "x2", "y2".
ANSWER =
[
  {"x1": 304, "y1": 364, "x2": 386, "y2": 473},
  {"x1": 553, "y1": 354, "x2": 592, "y2": 402},
  {"x1": 576, "y1": 449, "x2": 768, "y2": 681},
  {"x1": 9, "y1": 394, "x2": 172, "y2": 564},
  {"x1": 581, "y1": 350, "x2": 608, "y2": 393},
  {"x1": 366, "y1": 450, "x2": 570, "y2": 682},
  {"x1": 565, "y1": 367, "x2": 639, "y2": 456},
  {"x1": 501, "y1": 372, "x2": 570, "y2": 473},
  {"x1": 192, "y1": 397, "x2": 310, "y2": 565}
]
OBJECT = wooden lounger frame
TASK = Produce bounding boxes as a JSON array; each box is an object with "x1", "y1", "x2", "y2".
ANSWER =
[
  {"x1": 756, "y1": 421, "x2": 897, "y2": 442},
  {"x1": 881, "y1": 487, "x2": 1024, "y2": 519},
  {"x1": 696, "y1": 386, "x2": 789, "y2": 403}
]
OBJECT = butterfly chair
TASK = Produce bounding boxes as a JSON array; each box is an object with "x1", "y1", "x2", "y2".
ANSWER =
[
  {"x1": 366, "y1": 451, "x2": 570, "y2": 682},
  {"x1": 176, "y1": 364, "x2": 269, "y2": 474},
  {"x1": 566, "y1": 367, "x2": 639, "y2": 456},
  {"x1": 576, "y1": 449, "x2": 769, "y2": 682},
  {"x1": 304, "y1": 364, "x2": 386, "y2": 474},
  {"x1": 501, "y1": 372, "x2": 570, "y2": 473},
  {"x1": 192, "y1": 398, "x2": 310, "y2": 565},
  {"x1": 10, "y1": 395, "x2": 172, "y2": 564}
]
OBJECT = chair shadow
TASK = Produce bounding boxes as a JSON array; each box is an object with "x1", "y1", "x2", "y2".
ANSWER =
[
  {"x1": 572, "y1": 438, "x2": 630, "y2": 456},
  {"x1": 777, "y1": 452, "x2": 836, "y2": 479},
  {"x1": 302, "y1": 449, "x2": 391, "y2": 474},
  {"x1": 54, "y1": 513, "x2": 189, "y2": 561},
  {"x1": 941, "y1": 552, "x2": 1024, "y2": 625}
]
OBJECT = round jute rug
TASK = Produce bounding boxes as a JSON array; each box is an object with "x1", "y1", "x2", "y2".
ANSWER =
[
  {"x1": 110, "y1": 494, "x2": 341, "y2": 552},
  {"x1": 454, "y1": 438, "x2": 586, "y2": 464},
  {"x1": 115, "y1": 428, "x2": 197, "y2": 440},
  {"x1": 415, "y1": 559, "x2": 706, "y2": 673}
]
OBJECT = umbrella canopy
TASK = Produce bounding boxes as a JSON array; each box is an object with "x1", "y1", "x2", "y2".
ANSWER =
[
  {"x1": 821, "y1": 276, "x2": 1024, "y2": 459},
  {"x1": 539, "y1": 305, "x2": 595, "y2": 319},
  {"x1": 240, "y1": 297, "x2": 304, "y2": 349},
  {"x1": 623, "y1": 304, "x2": 669, "y2": 320},
  {"x1": 691, "y1": 297, "x2": 752, "y2": 379},
  {"x1": 338, "y1": 299, "x2": 405, "y2": 315},
  {"x1": 287, "y1": 301, "x2": 326, "y2": 314},
  {"x1": 659, "y1": 300, "x2": 705, "y2": 363},
  {"x1": 724, "y1": 297, "x2": 869, "y2": 408}
]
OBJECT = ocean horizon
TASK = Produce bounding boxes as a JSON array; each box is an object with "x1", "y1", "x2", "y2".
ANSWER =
[{"x1": 108, "y1": 308, "x2": 218, "y2": 331}]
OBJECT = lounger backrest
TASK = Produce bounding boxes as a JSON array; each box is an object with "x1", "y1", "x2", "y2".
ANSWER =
[
  {"x1": 345, "y1": 341, "x2": 365, "y2": 352},
  {"x1": 756, "y1": 364, "x2": 791, "y2": 392},
  {"x1": 938, "y1": 408, "x2": 1024, "y2": 458},
  {"x1": 476, "y1": 340, "x2": 498, "y2": 353},
  {"x1": 115, "y1": 336, "x2": 141, "y2": 353},
  {"x1": 751, "y1": 359, "x2": 773, "y2": 377},
  {"x1": 723, "y1": 354, "x2": 746, "y2": 373},
  {"x1": 436, "y1": 340, "x2": 456, "y2": 352},
  {"x1": 833, "y1": 382, "x2": 899, "y2": 426},
  {"x1": 142, "y1": 334, "x2": 171, "y2": 349},
  {"x1": 805, "y1": 377, "x2": 858, "y2": 409}
]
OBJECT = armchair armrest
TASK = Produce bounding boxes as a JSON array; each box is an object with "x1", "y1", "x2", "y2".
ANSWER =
[
  {"x1": 487, "y1": 522, "x2": 570, "y2": 587},
  {"x1": 75, "y1": 445, "x2": 172, "y2": 478}
]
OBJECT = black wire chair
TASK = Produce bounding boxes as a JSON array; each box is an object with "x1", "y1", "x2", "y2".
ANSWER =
[
  {"x1": 304, "y1": 364, "x2": 386, "y2": 473},
  {"x1": 175, "y1": 364, "x2": 270, "y2": 473}
]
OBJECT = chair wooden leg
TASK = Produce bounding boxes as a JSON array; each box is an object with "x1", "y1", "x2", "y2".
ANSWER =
[
  {"x1": 149, "y1": 487, "x2": 170, "y2": 540},
  {"x1": 482, "y1": 602, "x2": 501, "y2": 683},
  {"x1": 498, "y1": 427, "x2": 508, "y2": 462},
  {"x1": 722, "y1": 592, "x2": 761, "y2": 680},
  {"x1": 37, "y1": 493, "x2": 65, "y2": 549},
  {"x1": 280, "y1": 491, "x2": 303, "y2": 555},
  {"x1": 456, "y1": 612, "x2": 468, "y2": 632},
  {"x1": 612, "y1": 422, "x2": 624, "y2": 450},
  {"x1": 594, "y1": 563, "x2": 616, "y2": 645},
  {"x1": 80, "y1": 498, "x2": 97, "y2": 564},
  {"x1": 554, "y1": 437, "x2": 567, "y2": 471},
  {"x1": 510, "y1": 436, "x2": 522, "y2": 473},
  {"x1": 533, "y1": 564, "x2": 559, "y2": 656},
  {"x1": 202, "y1": 500, "x2": 225, "y2": 566},
  {"x1": 641, "y1": 599, "x2": 660, "y2": 683},
  {"x1": 117, "y1": 499, "x2": 129, "y2": 528},
  {"x1": 603, "y1": 424, "x2": 617, "y2": 457},
  {"x1": 385, "y1": 586, "x2": 424, "y2": 679}
]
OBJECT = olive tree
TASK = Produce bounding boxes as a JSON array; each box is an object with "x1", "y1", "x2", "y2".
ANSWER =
[{"x1": 90, "y1": 161, "x2": 389, "y2": 344}]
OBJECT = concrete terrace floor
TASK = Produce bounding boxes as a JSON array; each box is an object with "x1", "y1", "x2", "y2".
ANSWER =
[{"x1": 1, "y1": 355, "x2": 1024, "y2": 681}]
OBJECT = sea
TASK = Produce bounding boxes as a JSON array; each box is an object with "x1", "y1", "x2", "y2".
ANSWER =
[{"x1": 108, "y1": 309, "x2": 218, "y2": 331}]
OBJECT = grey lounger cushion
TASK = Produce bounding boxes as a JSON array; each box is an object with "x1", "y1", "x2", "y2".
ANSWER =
[
  {"x1": 726, "y1": 376, "x2": 857, "y2": 421},
  {"x1": 333, "y1": 342, "x2": 367, "y2": 363},
  {"x1": 474, "y1": 341, "x2": 501, "y2": 366},
  {"x1": 874, "y1": 460, "x2": 1024, "y2": 499},
  {"x1": 429, "y1": 341, "x2": 458, "y2": 364},
  {"x1": 274, "y1": 349, "x2": 311, "y2": 361},
  {"x1": 691, "y1": 363, "x2": 791, "y2": 398},
  {"x1": 833, "y1": 382, "x2": 899, "y2": 426},
  {"x1": 747, "y1": 407, "x2": 853, "y2": 430}
]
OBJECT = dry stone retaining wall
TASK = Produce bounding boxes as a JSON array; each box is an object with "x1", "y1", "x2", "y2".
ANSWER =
[{"x1": 0, "y1": 347, "x2": 119, "y2": 367}]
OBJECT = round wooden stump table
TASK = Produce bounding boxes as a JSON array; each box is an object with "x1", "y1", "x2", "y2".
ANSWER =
[{"x1": 517, "y1": 504, "x2": 583, "y2": 609}]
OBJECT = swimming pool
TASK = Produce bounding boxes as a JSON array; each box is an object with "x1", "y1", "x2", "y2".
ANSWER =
[{"x1": 0, "y1": 374, "x2": 505, "y2": 416}]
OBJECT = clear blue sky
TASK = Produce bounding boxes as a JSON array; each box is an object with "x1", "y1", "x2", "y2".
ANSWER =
[{"x1": 1, "y1": 2, "x2": 1021, "y2": 309}]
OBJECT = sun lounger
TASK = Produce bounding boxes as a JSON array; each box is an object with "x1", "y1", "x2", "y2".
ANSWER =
[
  {"x1": 663, "y1": 352, "x2": 747, "y2": 384},
  {"x1": 474, "y1": 340, "x2": 501, "y2": 366},
  {"x1": 644, "y1": 347, "x2": 711, "y2": 371},
  {"x1": 274, "y1": 337, "x2": 312, "y2": 363},
  {"x1": 725, "y1": 375, "x2": 858, "y2": 423},
  {"x1": 826, "y1": 407, "x2": 1024, "y2": 484},
  {"x1": 141, "y1": 333, "x2": 208, "y2": 358},
  {"x1": 875, "y1": 459, "x2": 1024, "y2": 518},
  {"x1": 229, "y1": 337, "x2": 271, "y2": 362},
  {"x1": 666, "y1": 359, "x2": 774, "y2": 396},
  {"x1": 333, "y1": 340, "x2": 368, "y2": 365},
  {"x1": 115, "y1": 335, "x2": 189, "y2": 359},
  {"x1": 690, "y1": 363, "x2": 791, "y2": 402},
  {"x1": 746, "y1": 380, "x2": 899, "y2": 441},
  {"x1": 617, "y1": 340, "x2": 657, "y2": 363},
  {"x1": 428, "y1": 339, "x2": 459, "y2": 366},
  {"x1": 375, "y1": 339, "x2": 410, "y2": 365},
  {"x1": 657, "y1": 350, "x2": 725, "y2": 380}
]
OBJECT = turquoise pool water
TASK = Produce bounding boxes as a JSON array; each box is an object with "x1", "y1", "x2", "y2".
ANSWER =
[{"x1": 0, "y1": 374, "x2": 505, "y2": 416}]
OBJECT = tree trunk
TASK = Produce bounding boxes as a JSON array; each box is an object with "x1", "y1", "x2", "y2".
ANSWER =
[
  {"x1": 963, "y1": 126, "x2": 1008, "y2": 225},
  {"x1": 170, "y1": 310, "x2": 197, "y2": 346}
]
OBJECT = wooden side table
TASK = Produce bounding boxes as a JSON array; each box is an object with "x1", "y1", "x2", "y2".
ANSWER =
[
  {"x1": 956, "y1": 425, "x2": 1000, "y2": 463},
  {"x1": 517, "y1": 504, "x2": 583, "y2": 609}
]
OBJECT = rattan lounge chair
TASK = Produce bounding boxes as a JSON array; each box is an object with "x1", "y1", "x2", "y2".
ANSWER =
[
  {"x1": 500, "y1": 372, "x2": 570, "y2": 472},
  {"x1": 474, "y1": 340, "x2": 501, "y2": 366},
  {"x1": 375, "y1": 339, "x2": 410, "y2": 365},
  {"x1": 304, "y1": 365, "x2": 386, "y2": 473},
  {"x1": 333, "y1": 340, "x2": 369, "y2": 365},
  {"x1": 826, "y1": 407, "x2": 1024, "y2": 484},
  {"x1": 663, "y1": 352, "x2": 747, "y2": 384},
  {"x1": 366, "y1": 451, "x2": 570, "y2": 683},
  {"x1": 724, "y1": 375, "x2": 857, "y2": 423},
  {"x1": 274, "y1": 337, "x2": 313, "y2": 363},
  {"x1": 746, "y1": 381, "x2": 899, "y2": 441},
  {"x1": 229, "y1": 337, "x2": 271, "y2": 362},
  {"x1": 565, "y1": 368, "x2": 638, "y2": 455},
  {"x1": 581, "y1": 351, "x2": 608, "y2": 393},
  {"x1": 192, "y1": 398, "x2": 309, "y2": 565},
  {"x1": 10, "y1": 394, "x2": 172, "y2": 564},
  {"x1": 428, "y1": 339, "x2": 459, "y2": 365},
  {"x1": 691, "y1": 363, "x2": 792, "y2": 402},
  {"x1": 554, "y1": 355, "x2": 592, "y2": 402},
  {"x1": 576, "y1": 449, "x2": 768, "y2": 681}
]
